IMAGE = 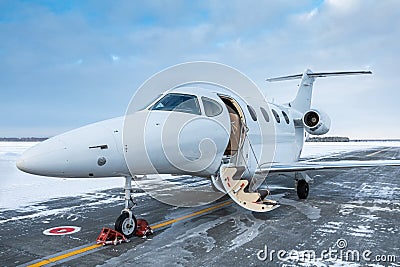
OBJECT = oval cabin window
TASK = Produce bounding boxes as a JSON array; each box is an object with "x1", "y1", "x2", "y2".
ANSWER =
[
  {"x1": 247, "y1": 105, "x2": 257, "y2": 121},
  {"x1": 272, "y1": 109, "x2": 280, "y2": 123},
  {"x1": 282, "y1": 111, "x2": 290, "y2": 124},
  {"x1": 260, "y1": 107, "x2": 270, "y2": 122}
]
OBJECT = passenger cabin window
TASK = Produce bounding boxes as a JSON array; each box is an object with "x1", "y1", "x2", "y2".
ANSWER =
[
  {"x1": 272, "y1": 109, "x2": 280, "y2": 123},
  {"x1": 202, "y1": 97, "x2": 223, "y2": 117},
  {"x1": 247, "y1": 105, "x2": 257, "y2": 121},
  {"x1": 282, "y1": 111, "x2": 290, "y2": 124},
  {"x1": 260, "y1": 107, "x2": 270, "y2": 122},
  {"x1": 151, "y1": 93, "x2": 201, "y2": 115}
]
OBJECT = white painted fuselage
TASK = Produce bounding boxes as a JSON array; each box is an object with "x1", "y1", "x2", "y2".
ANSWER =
[{"x1": 17, "y1": 89, "x2": 302, "y2": 180}]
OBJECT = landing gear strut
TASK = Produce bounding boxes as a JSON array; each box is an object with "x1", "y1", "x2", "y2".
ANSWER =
[{"x1": 115, "y1": 176, "x2": 137, "y2": 238}]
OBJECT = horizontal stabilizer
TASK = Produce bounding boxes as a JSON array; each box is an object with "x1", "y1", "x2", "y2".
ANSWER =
[{"x1": 266, "y1": 71, "x2": 372, "y2": 82}]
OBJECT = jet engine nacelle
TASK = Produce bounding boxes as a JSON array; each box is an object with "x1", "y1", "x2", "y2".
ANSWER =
[{"x1": 302, "y1": 109, "x2": 331, "y2": 135}]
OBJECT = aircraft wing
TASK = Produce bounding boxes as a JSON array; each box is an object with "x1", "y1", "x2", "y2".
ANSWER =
[{"x1": 257, "y1": 160, "x2": 400, "y2": 173}]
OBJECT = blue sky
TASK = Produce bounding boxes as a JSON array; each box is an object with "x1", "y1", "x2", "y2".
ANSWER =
[{"x1": 0, "y1": 0, "x2": 399, "y2": 138}]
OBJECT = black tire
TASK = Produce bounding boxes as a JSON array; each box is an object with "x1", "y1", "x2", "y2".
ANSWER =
[
  {"x1": 115, "y1": 212, "x2": 137, "y2": 238},
  {"x1": 258, "y1": 189, "x2": 269, "y2": 201},
  {"x1": 297, "y1": 180, "x2": 309, "y2": 199}
]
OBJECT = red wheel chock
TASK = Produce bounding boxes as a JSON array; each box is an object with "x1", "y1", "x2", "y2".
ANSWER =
[
  {"x1": 135, "y1": 219, "x2": 153, "y2": 237},
  {"x1": 96, "y1": 227, "x2": 128, "y2": 246},
  {"x1": 96, "y1": 219, "x2": 152, "y2": 246}
]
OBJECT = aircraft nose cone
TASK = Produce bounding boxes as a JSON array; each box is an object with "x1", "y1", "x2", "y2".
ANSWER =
[
  {"x1": 16, "y1": 138, "x2": 67, "y2": 176},
  {"x1": 16, "y1": 157, "x2": 25, "y2": 171}
]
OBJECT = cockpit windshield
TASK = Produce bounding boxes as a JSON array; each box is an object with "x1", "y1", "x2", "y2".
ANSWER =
[{"x1": 151, "y1": 93, "x2": 201, "y2": 115}]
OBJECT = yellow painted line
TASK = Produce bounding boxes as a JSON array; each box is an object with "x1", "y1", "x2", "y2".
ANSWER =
[
  {"x1": 28, "y1": 244, "x2": 102, "y2": 267},
  {"x1": 27, "y1": 200, "x2": 232, "y2": 266},
  {"x1": 151, "y1": 200, "x2": 233, "y2": 230},
  {"x1": 366, "y1": 147, "x2": 392, "y2": 157}
]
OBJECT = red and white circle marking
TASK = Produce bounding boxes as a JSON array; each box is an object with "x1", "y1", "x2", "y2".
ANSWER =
[{"x1": 43, "y1": 226, "x2": 81, "y2": 236}]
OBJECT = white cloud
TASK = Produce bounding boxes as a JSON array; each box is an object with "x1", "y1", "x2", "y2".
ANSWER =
[
  {"x1": 1, "y1": 0, "x2": 399, "y2": 138},
  {"x1": 297, "y1": 7, "x2": 318, "y2": 21},
  {"x1": 325, "y1": 0, "x2": 360, "y2": 13},
  {"x1": 111, "y1": 54, "x2": 120, "y2": 61}
]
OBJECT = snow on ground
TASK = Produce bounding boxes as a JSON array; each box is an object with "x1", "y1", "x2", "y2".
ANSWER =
[
  {"x1": 300, "y1": 141, "x2": 400, "y2": 159},
  {"x1": 1, "y1": 141, "x2": 399, "y2": 211}
]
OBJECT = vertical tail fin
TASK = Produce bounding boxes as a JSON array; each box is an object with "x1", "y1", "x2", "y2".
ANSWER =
[
  {"x1": 291, "y1": 69, "x2": 315, "y2": 113},
  {"x1": 266, "y1": 69, "x2": 372, "y2": 113}
]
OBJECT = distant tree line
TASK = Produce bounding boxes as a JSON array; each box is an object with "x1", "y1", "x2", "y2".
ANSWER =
[
  {"x1": 306, "y1": 136, "x2": 350, "y2": 142},
  {"x1": 0, "y1": 137, "x2": 48, "y2": 142},
  {"x1": 306, "y1": 137, "x2": 400, "y2": 142}
]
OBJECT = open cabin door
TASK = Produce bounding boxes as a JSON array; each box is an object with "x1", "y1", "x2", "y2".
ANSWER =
[
  {"x1": 213, "y1": 95, "x2": 278, "y2": 212},
  {"x1": 219, "y1": 95, "x2": 249, "y2": 167}
]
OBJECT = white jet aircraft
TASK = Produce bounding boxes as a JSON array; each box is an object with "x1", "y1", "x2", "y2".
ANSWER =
[{"x1": 16, "y1": 67, "x2": 400, "y2": 238}]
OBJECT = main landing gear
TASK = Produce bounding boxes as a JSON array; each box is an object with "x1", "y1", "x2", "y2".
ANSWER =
[
  {"x1": 115, "y1": 176, "x2": 137, "y2": 238},
  {"x1": 295, "y1": 172, "x2": 310, "y2": 200},
  {"x1": 296, "y1": 179, "x2": 309, "y2": 199}
]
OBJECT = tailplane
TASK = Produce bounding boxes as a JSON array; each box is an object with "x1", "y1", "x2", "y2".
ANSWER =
[{"x1": 266, "y1": 70, "x2": 372, "y2": 113}]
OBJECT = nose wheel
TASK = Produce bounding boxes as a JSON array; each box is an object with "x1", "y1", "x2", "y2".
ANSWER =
[{"x1": 115, "y1": 212, "x2": 137, "y2": 238}]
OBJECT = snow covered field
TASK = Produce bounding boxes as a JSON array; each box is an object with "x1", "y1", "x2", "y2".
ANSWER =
[
  {"x1": 1, "y1": 141, "x2": 399, "y2": 211},
  {"x1": 301, "y1": 141, "x2": 400, "y2": 159}
]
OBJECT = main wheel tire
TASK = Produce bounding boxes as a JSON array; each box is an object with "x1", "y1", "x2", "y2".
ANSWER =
[
  {"x1": 115, "y1": 212, "x2": 137, "y2": 238},
  {"x1": 297, "y1": 180, "x2": 309, "y2": 199}
]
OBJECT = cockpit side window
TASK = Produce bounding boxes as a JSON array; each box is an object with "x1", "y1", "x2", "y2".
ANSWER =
[
  {"x1": 151, "y1": 93, "x2": 201, "y2": 115},
  {"x1": 202, "y1": 97, "x2": 223, "y2": 117}
]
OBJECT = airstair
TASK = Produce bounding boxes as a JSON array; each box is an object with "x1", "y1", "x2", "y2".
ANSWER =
[
  {"x1": 215, "y1": 101, "x2": 278, "y2": 212},
  {"x1": 219, "y1": 165, "x2": 278, "y2": 212}
]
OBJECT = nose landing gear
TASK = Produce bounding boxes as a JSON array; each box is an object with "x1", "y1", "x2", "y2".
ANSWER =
[
  {"x1": 114, "y1": 176, "x2": 152, "y2": 239},
  {"x1": 114, "y1": 176, "x2": 138, "y2": 238}
]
